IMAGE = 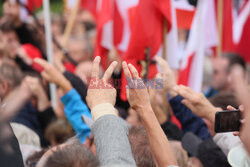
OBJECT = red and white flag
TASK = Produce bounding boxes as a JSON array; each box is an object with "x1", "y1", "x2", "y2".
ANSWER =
[
  {"x1": 119, "y1": 0, "x2": 179, "y2": 100},
  {"x1": 94, "y1": 0, "x2": 113, "y2": 68},
  {"x1": 173, "y1": 0, "x2": 195, "y2": 29},
  {"x1": 94, "y1": 0, "x2": 139, "y2": 69},
  {"x1": 221, "y1": 0, "x2": 250, "y2": 62},
  {"x1": 178, "y1": 0, "x2": 218, "y2": 92}
]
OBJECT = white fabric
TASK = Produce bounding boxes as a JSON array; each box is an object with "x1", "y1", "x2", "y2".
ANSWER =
[
  {"x1": 213, "y1": 132, "x2": 242, "y2": 156},
  {"x1": 180, "y1": 0, "x2": 218, "y2": 92},
  {"x1": 91, "y1": 103, "x2": 117, "y2": 121},
  {"x1": 233, "y1": 0, "x2": 250, "y2": 44},
  {"x1": 101, "y1": 20, "x2": 114, "y2": 50},
  {"x1": 10, "y1": 123, "x2": 41, "y2": 147},
  {"x1": 155, "y1": 0, "x2": 179, "y2": 70},
  {"x1": 115, "y1": 0, "x2": 139, "y2": 52},
  {"x1": 228, "y1": 144, "x2": 250, "y2": 167}
]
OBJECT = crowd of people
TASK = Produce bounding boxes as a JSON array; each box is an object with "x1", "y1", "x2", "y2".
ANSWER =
[{"x1": 0, "y1": 1, "x2": 250, "y2": 167}]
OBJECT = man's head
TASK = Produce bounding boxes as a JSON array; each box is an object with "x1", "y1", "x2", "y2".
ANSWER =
[
  {"x1": 129, "y1": 126, "x2": 155, "y2": 167},
  {"x1": 67, "y1": 36, "x2": 92, "y2": 63},
  {"x1": 0, "y1": 59, "x2": 23, "y2": 99},
  {"x1": 37, "y1": 137, "x2": 99, "y2": 167},
  {"x1": 212, "y1": 53, "x2": 246, "y2": 91}
]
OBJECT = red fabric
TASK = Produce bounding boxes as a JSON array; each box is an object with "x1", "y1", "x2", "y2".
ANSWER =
[
  {"x1": 81, "y1": 0, "x2": 98, "y2": 19},
  {"x1": 176, "y1": 9, "x2": 195, "y2": 29},
  {"x1": 178, "y1": 53, "x2": 194, "y2": 85},
  {"x1": 113, "y1": 2, "x2": 124, "y2": 51},
  {"x1": 125, "y1": 0, "x2": 171, "y2": 62},
  {"x1": 120, "y1": 0, "x2": 172, "y2": 101},
  {"x1": 64, "y1": 62, "x2": 76, "y2": 73},
  {"x1": 22, "y1": 44, "x2": 43, "y2": 72},
  {"x1": 171, "y1": 114, "x2": 182, "y2": 130},
  {"x1": 94, "y1": 0, "x2": 112, "y2": 69},
  {"x1": 26, "y1": 0, "x2": 42, "y2": 12},
  {"x1": 235, "y1": 15, "x2": 250, "y2": 62},
  {"x1": 215, "y1": 0, "x2": 250, "y2": 62}
]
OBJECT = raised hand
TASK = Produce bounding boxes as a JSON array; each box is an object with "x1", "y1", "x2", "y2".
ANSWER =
[
  {"x1": 34, "y1": 58, "x2": 72, "y2": 94},
  {"x1": 122, "y1": 61, "x2": 178, "y2": 167},
  {"x1": 122, "y1": 61, "x2": 151, "y2": 112},
  {"x1": 86, "y1": 56, "x2": 118, "y2": 110},
  {"x1": 174, "y1": 85, "x2": 219, "y2": 123},
  {"x1": 154, "y1": 56, "x2": 177, "y2": 97},
  {"x1": 25, "y1": 76, "x2": 50, "y2": 111}
]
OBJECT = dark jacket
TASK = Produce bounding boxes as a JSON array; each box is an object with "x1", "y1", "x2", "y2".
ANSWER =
[{"x1": 169, "y1": 95, "x2": 211, "y2": 140}]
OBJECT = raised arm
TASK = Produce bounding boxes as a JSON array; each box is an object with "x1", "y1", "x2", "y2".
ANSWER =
[
  {"x1": 34, "y1": 58, "x2": 91, "y2": 143},
  {"x1": 86, "y1": 56, "x2": 136, "y2": 167},
  {"x1": 122, "y1": 61, "x2": 178, "y2": 167},
  {"x1": 155, "y1": 56, "x2": 211, "y2": 139}
]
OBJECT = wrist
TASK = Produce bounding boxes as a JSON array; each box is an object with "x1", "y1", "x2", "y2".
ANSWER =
[
  {"x1": 59, "y1": 79, "x2": 73, "y2": 94},
  {"x1": 207, "y1": 107, "x2": 220, "y2": 124},
  {"x1": 136, "y1": 104, "x2": 154, "y2": 119},
  {"x1": 167, "y1": 85, "x2": 178, "y2": 98},
  {"x1": 168, "y1": 89, "x2": 178, "y2": 98},
  {"x1": 91, "y1": 103, "x2": 117, "y2": 121}
]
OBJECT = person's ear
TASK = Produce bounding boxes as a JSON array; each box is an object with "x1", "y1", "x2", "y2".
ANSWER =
[{"x1": 0, "y1": 80, "x2": 10, "y2": 97}]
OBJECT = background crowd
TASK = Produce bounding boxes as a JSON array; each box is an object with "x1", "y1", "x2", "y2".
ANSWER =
[{"x1": 0, "y1": 0, "x2": 250, "y2": 167}]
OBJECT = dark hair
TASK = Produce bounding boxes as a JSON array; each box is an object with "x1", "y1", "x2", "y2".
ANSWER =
[
  {"x1": 45, "y1": 119, "x2": 75, "y2": 145},
  {"x1": 221, "y1": 52, "x2": 246, "y2": 72},
  {"x1": 26, "y1": 148, "x2": 48, "y2": 167},
  {"x1": 209, "y1": 91, "x2": 239, "y2": 110},
  {"x1": 129, "y1": 126, "x2": 155, "y2": 167},
  {"x1": 44, "y1": 143, "x2": 99, "y2": 167}
]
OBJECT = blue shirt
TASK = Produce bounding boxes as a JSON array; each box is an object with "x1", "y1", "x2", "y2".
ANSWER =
[{"x1": 61, "y1": 89, "x2": 92, "y2": 143}]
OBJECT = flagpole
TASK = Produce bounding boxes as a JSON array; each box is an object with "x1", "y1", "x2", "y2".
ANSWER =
[
  {"x1": 216, "y1": 0, "x2": 223, "y2": 57},
  {"x1": 62, "y1": 0, "x2": 81, "y2": 47},
  {"x1": 43, "y1": 0, "x2": 57, "y2": 108}
]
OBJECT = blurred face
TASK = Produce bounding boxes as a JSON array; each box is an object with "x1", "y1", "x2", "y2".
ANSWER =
[
  {"x1": 75, "y1": 61, "x2": 92, "y2": 84},
  {"x1": 67, "y1": 41, "x2": 90, "y2": 63},
  {"x1": 211, "y1": 57, "x2": 229, "y2": 91},
  {"x1": 3, "y1": 31, "x2": 18, "y2": 43},
  {"x1": 126, "y1": 108, "x2": 142, "y2": 126}
]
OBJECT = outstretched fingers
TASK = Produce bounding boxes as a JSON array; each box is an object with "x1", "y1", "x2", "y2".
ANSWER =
[
  {"x1": 122, "y1": 61, "x2": 132, "y2": 78},
  {"x1": 91, "y1": 56, "x2": 101, "y2": 78},
  {"x1": 128, "y1": 63, "x2": 140, "y2": 79},
  {"x1": 175, "y1": 85, "x2": 194, "y2": 101},
  {"x1": 154, "y1": 56, "x2": 169, "y2": 72},
  {"x1": 103, "y1": 61, "x2": 118, "y2": 82}
]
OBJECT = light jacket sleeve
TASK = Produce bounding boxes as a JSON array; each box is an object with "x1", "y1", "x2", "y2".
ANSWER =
[
  {"x1": 92, "y1": 114, "x2": 136, "y2": 167},
  {"x1": 61, "y1": 89, "x2": 92, "y2": 143}
]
